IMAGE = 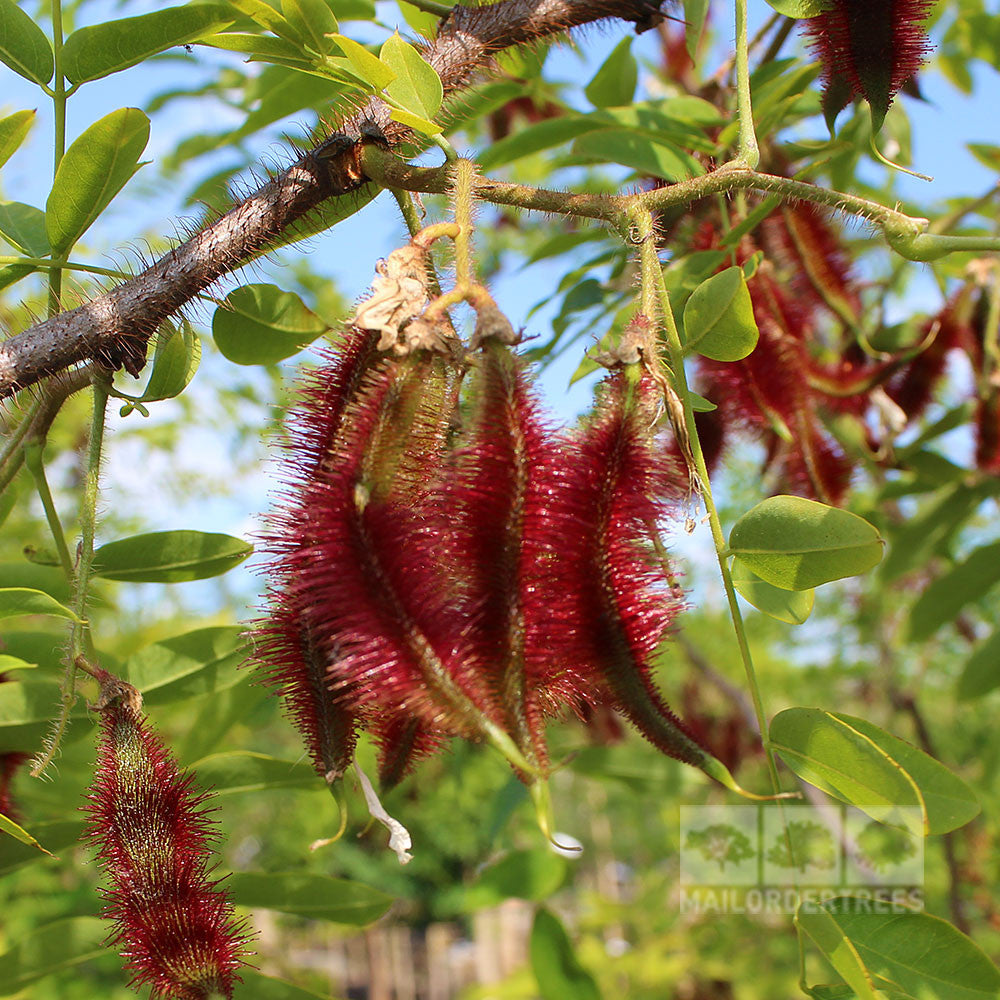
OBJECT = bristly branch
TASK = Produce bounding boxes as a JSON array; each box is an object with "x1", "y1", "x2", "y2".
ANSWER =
[{"x1": 0, "y1": 0, "x2": 666, "y2": 400}]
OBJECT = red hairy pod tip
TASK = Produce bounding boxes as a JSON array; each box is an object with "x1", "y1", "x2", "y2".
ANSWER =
[
  {"x1": 84, "y1": 691, "x2": 251, "y2": 999},
  {"x1": 805, "y1": 0, "x2": 935, "y2": 132}
]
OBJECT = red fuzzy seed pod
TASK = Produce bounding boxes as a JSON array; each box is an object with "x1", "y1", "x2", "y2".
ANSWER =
[
  {"x1": 444, "y1": 342, "x2": 570, "y2": 772},
  {"x1": 84, "y1": 690, "x2": 251, "y2": 1000},
  {"x1": 546, "y1": 367, "x2": 709, "y2": 766},
  {"x1": 805, "y1": 0, "x2": 934, "y2": 131}
]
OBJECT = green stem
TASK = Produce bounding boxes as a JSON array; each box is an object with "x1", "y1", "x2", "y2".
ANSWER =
[
  {"x1": 0, "y1": 400, "x2": 41, "y2": 493},
  {"x1": 47, "y1": 0, "x2": 68, "y2": 320},
  {"x1": 631, "y1": 208, "x2": 782, "y2": 797},
  {"x1": 733, "y1": 0, "x2": 760, "y2": 169},
  {"x1": 23, "y1": 443, "x2": 74, "y2": 578},
  {"x1": 31, "y1": 379, "x2": 109, "y2": 777},
  {"x1": 0, "y1": 256, "x2": 130, "y2": 280},
  {"x1": 982, "y1": 261, "x2": 1000, "y2": 384},
  {"x1": 400, "y1": 0, "x2": 452, "y2": 17},
  {"x1": 451, "y1": 158, "x2": 475, "y2": 287}
]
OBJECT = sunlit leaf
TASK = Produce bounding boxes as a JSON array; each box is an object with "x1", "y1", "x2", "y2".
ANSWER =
[
  {"x1": 0, "y1": 589, "x2": 79, "y2": 623},
  {"x1": 770, "y1": 708, "x2": 980, "y2": 834},
  {"x1": 213, "y1": 283, "x2": 327, "y2": 365},
  {"x1": 683, "y1": 266, "x2": 760, "y2": 362},
  {"x1": 732, "y1": 558, "x2": 814, "y2": 625},
  {"x1": 0, "y1": 0, "x2": 53, "y2": 84},
  {"x1": 729, "y1": 496, "x2": 883, "y2": 591},
  {"x1": 0, "y1": 110, "x2": 34, "y2": 169},
  {"x1": 46, "y1": 108, "x2": 150, "y2": 255}
]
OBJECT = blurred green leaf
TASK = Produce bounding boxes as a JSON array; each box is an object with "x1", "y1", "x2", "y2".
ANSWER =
[
  {"x1": 0, "y1": 820, "x2": 84, "y2": 876},
  {"x1": 189, "y1": 751, "x2": 317, "y2": 794},
  {"x1": 684, "y1": 0, "x2": 710, "y2": 57},
  {"x1": 906, "y1": 540, "x2": 1000, "y2": 641},
  {"x1": 228, "y1": 872, "x2": 393, "y2": 924},
  {"x1": 531, "y1": 907, "x2": 602, "y2": 1000},
  {"x1": 584, "y1": 37, "x2": 636, "y2": 108},
  {"x1": 122, "y1": 626, "x2": 248, "y2": 704},
  {"x1": 763, "y1": 0, "x2": 825, "y2": 16},
  {"x1": 957, "y1": 629, "x2": 1000, "y2": 700},
  {"x1": 0, "y1": 812, "x2": 54, "y2": 855},
  {"x1": 0, "y1": 917, "x2": 107, "y2": 997}
]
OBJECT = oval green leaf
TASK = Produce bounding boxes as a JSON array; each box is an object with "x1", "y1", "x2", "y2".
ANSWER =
[
  {"x1": 531, "y1": 907, "x2": 602, "y2": 1000},
  {"x1": 0, "y1": 110, "x2": 34, "y2": 169},
  {"x1": 45, "y1": 107, "x2": 150, "y2": 255},
  {"x1": 91, "y1": 530, "x2": 252, "y2": 582},
  {"x1": 233, "y1": 971, "x2": 328, "y2": 1000},
  {"x1": 584, "y1": 36, "x2": 637, "y2": 108},
  {"x1": 770, "y1": 708, "x2": 980, "y2": 834},
  {"x1": 957, "y1": 629, "x2": 1000, "y2": 700},
  {"x1": 804, "y1": 897, "x2": 1000, "y2": 1000},
  {"x1": 795, "y1": 902, "x2": 881, "y2": 1000},
  {"x1": 122, "y1": 626, "x2": 248, "y2": 704},
  {"x1": 729, "y1": 495, "x2": 884, "y2": 591},
  {"x1": 140, "y1": 320, "x2": 201, "y2": 401},
  {"x1": 906, "y1": 539, "x2": 1000, "y2": 642},
  {"x1": 227, "y1": 872, "x2": 392, "y2": 925},
  {"x1": 0, "y1": 202, "x2": 50, "y2": 256},
  {"x1": 732, "y1": 557, "x2": 814, "y2": 625},
  {"x1": 213, "y1": 283, "x2": 327, "y2": 365},
  {"x1": 380, "y1": 32, "x2": 442, "y2": 120},
  {"x1": 0, "y1": 917, "x2": 107, "y2": 995},
  {"x1": 0, "y1": 589, "x2": 80, "y2": 623},
  {"x1": 188, "y1": 751, "x2": 317, "y2": 795},
  {"x1": 62, "y1": 5, "x2": 233, "y2": 85},
  {"x1": 0, "y1": 0, "x2": 53, "y2": 84},
  {"x1": 683, "y1": 266, "x2": 760, "y2": 362}
]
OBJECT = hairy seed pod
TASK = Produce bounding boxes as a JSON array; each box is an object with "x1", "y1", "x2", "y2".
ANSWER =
[
  {"x1": 84, "y1": 684, "x2": 251, "y2": 1000},
  {"x1": 805, "y1": 0, "x2": 934, "y2": 131}
]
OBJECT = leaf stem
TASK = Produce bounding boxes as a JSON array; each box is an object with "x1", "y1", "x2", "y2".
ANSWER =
[
  {"x1": 23, "y1": 443, "x2": 74, "y2": 578},
  {"x1": 732, "y1": 0, "x2": 760, "y2": 169},
  {"x1": 631, "y1": 207, "x2": 783, "y2": 797},
  {"x1": 0, "y1": 256, "x2": 130, "y2": 280},
  {"x1": 31, "y1": 378, "x2": 109, "y2": 777}
]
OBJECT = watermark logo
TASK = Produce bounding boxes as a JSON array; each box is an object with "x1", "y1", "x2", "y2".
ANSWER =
[{"x1": 679, "y1": 804, "x2": 923, "y2": 915}]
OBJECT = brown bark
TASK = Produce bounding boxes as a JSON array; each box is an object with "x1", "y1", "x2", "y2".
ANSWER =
[{"x1": 0, "y1": 0, "x2": 665, "y2": 399}]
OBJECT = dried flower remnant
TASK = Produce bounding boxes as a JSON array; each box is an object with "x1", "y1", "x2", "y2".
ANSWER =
[
  {"x1": 805, "y1": 0, "x2": 935, "y2": 131},
  {"x1": 84, "y1": 673, "x2": 251, "y2": 1000}
]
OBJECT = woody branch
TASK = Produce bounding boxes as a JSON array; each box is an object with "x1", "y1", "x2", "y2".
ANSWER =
[{"x1": 0, "y1": 0, "x2": 665, "y2": 400}]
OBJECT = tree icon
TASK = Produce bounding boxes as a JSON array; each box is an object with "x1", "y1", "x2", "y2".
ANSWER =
[
  {"x1": 685, "y1": 823, "x2": 755, "y2": 872},
  {"x1": 767, "y1": 821, "x2": 837, "y2": 874},
  {"x1": 855, "y1": 820, "x2": 918, "y2": 874}
]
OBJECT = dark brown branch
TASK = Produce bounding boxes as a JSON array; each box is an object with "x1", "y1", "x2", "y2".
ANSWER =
[{"x1": 0, "y1": 0, "x2": 665, "y2": 400}]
